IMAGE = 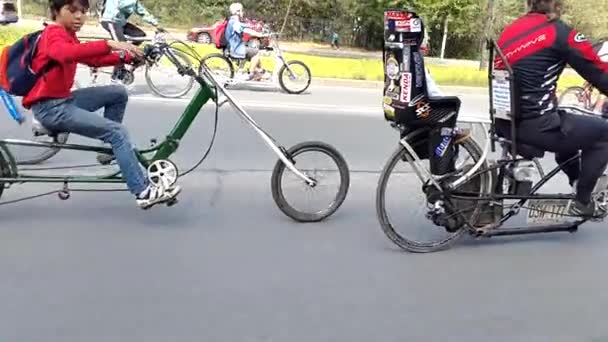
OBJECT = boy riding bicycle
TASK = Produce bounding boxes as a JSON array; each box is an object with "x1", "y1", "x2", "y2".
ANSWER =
[{"x1": 19, "y1": 0, "x2": 180, "y2": 209}]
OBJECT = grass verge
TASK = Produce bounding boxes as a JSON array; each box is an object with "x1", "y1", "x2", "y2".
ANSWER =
[{"x1": 1, "y1": 25, "x2": 586, "y2": 90}]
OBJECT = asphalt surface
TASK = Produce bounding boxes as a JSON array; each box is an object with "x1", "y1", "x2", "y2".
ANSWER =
[{"x1": 1, "y1": 78, "x2": 607, "y2": 342}]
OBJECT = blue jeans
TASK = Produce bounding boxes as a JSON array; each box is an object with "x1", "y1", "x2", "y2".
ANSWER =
[{"x1": 30, "y1": 85, "x2": 148, "y2": 195}]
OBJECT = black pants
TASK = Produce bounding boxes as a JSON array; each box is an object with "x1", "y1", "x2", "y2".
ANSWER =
[
  {"x1": 499, "y1": 111, "x2": 608, "y2": 204},
  {"x1": 100, "y1": 21, "x2": 146, "y2": 78}
]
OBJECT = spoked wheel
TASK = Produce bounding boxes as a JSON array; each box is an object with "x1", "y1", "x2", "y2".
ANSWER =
[
  {"x1": 10, "y1": 114, "x2": 70, "y2": 165},
  {"x1": 145, "y1": 48, "x2": 195, "y2": 98},
  {"x1": 376, "y1": 133, "x2": 491, "y2": 253},
  {"x1": 199, "y1": 53, "x2": 235, "y2": 86},
  {"x1": 271, "y1": 141, "x2": 350, "y2": 222},
  {"x1": 0, "y1": 146, "x2": 11, "y2": 200},
  {"x1": 197, "y1": 33, "x2": 212, "y2": 44},
  {"x1": 15, "y1": 132, "x2": 69, "y2": 165},
  {"x1": 278, "y1": 60, "x2": 311, "y2": 94}
]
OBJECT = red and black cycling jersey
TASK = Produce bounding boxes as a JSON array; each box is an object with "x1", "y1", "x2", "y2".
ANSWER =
[{"x1": 496, "y1": 13, "x2": 608, "y2": 120}]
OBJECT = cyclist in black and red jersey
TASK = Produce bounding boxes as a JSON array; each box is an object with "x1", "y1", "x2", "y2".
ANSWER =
[{"x1": 495, "y1": 0, "x2": 608, "y2": 217}]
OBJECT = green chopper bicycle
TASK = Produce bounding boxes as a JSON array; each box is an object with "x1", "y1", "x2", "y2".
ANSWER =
[{"x1": 0, "y1": 40, "x2": 350, "y2": 221}]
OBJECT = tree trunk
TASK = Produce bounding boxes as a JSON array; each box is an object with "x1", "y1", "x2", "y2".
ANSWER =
[
  {"x1": 441, "y1": 16, "x2": 449, "y2": 60},
  {"x1": 279, "y1": 0, "x2": 294, "y2": 35},
  {"x1": 478, "y1": 0, "x2": 495, "y2": 70}
]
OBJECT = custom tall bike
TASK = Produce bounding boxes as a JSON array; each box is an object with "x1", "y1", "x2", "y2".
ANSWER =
[{"x1": 375, "y1": 9, "x2": 608, "y2": 253}]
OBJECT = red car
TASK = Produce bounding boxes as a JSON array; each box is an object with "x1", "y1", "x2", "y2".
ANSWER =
[{"x1": 187, "y1": 17, "x2": 269, "y2": 49}]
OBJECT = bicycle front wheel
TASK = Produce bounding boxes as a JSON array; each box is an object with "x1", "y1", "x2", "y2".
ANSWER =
[
  {"x1": 145, "y1": 48, "x2": 195, "y2": 98},
  {"x1": 271, "y1": 141, "x2": 350, "y2": 222},
  {"x1": 278, "y1": 60, "x2": 311, "y2": 94}
]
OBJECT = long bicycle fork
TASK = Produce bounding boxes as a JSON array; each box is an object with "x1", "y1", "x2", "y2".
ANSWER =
[{"x1": 200, "y1": 66, "x2": 317, "y2": 186}]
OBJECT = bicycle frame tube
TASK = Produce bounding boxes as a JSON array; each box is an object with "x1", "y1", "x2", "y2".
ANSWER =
[
  {"x1": 151, "y1": 82, "x2": 215, "y2": 161},
  {"x1": 199, "y1": 65, "x2": 316, "y2": 186},
  {"x1": 398, "y1": 122, "x2": 491, "y2": 192}
]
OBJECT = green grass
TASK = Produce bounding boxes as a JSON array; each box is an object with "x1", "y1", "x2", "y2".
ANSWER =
[{"x1": 1, "y1": 25, "x2": 586, "y2": 90}]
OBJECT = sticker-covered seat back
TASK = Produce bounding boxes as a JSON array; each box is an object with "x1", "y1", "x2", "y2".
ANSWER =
[
  {"x1": 382, "y1": 9, "x2": 427, "y2": 124},
  {"x1": 382, "y1": 10, "x2": 461, "y2": 130}
]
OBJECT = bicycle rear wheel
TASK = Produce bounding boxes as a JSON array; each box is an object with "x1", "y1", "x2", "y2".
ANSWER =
[
  {"x1": 15, "y1": 132, "x2": 69, "y2": 165},
  {"x1": 376, "y1": 133, "x2": 490, "y2": 253},
  {"x1": 271, "y1": 141, "x2": 350, "y2": 222},
  {"x1": 145, "y1": 48, "x2": 195, "y2": 98},
  {"x1": 199, "y1": 53, "x2": 235, "y2": 85}
]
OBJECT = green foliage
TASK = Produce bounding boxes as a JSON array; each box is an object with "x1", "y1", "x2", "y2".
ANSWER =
[{"x1": 12, "y1": 0, "x2": 608, "y2": 58}]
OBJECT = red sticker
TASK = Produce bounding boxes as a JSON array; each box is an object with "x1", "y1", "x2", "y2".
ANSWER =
[
  {"x1": 385, "y1": 11, "x2": 411, "y2": 20},
  {"x1": 400, "y1": 72, "x2": 412, "y2": 103}
]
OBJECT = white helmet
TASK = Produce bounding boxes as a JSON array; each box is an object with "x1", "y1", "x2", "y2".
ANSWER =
[{"x1": 229, "y1": 3, "x2": 243, "y2": 15}]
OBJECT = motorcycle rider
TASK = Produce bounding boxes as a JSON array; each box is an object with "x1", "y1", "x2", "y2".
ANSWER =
[{"x1": 495, "y1": 0, "x2": 608, "y2": 217}]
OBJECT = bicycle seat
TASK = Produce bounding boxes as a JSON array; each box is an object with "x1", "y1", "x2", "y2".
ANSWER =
[
  {"x1": 428, "y1": 95, "x2": 461, "y2": 108},
  {"x1": 32, "y1": 118, "x2": 61, "y2": 137},
  {"x1": 495, "y1": 119, "x2": 546, "y2": 159}
]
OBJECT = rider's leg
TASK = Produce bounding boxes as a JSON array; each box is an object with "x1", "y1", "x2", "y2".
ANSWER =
[
  {"x1": 100, "y1": 21, "x2": 128, "y2": 81},
  {"x1": 71, "y1": 84, "x2": 127, "y2": 123},
  {"x1": 558, "y1": 113, "x2": 608, "y2": 207},
  {"x1": 71, "y1": 85, "x2": 128, "y2": 163},
  {"x1": 555, "y1": 151, "x2": 580, "y2": 187},
  {"x1": 517, "y1": 112, "x2": 608, "y2": 215},
  {"x1": 30, "y1": 97, "x2": 180, "y2": 208},
  {"x1": 122, "y1": 23, "x2": 146, "y2": 46},
  {"x1": 246, "y1": 48, "x2": 262, "y2": 79}
]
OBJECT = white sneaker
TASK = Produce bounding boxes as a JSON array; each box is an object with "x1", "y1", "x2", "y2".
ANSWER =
[{"x1": 136, "y1": 184, "x2": 181, "y2": 209}]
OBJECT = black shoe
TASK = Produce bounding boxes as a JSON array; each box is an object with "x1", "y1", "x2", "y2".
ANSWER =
[{"x1": 569, "y1": 200, "x2": 606, "y2": 219}]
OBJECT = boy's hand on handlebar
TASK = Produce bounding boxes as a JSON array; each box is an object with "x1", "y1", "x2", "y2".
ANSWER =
[{"x1": 108, "y1": 41, "x2": 143, "y2": 57}]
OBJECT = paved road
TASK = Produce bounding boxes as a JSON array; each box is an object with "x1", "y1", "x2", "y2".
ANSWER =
[{"x1": 0, "y1": 82, "x2": 607, "y2": 342}]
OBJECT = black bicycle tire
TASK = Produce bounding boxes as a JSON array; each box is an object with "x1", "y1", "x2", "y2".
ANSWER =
[
  {"x1": 0, "y1": 145, "x2": 9, "y2": 200},
  {"x1": 15, "y1": 132, "x2": 70, "y2": 165},
  {"x1": 278, "y1": 60, "x2": 311, "y2": 95},
  {"x1": 375, "y1": 136, "x2": 489, "y2": 253},
  {"x1": 199, "y1": 53, "x2": 235, "y2": 81},
  {"x1": 270, "y1": 141, "x2": 350, "y2": 222},
  {"x1": 145, "y1": 48, "x2": 195, "y2": 98}
]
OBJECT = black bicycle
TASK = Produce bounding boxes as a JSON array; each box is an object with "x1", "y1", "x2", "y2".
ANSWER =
[
  {"x1": 375, "y1": 9, "x2": 607, "y2": 253},
  {"x1": 75, "y1": 29, "x2": 196, "y2": 99}
]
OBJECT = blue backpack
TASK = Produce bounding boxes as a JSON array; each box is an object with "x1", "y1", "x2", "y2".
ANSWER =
[{"x1": 0, "y1": 28, "x2": 56, "y2": 97}]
